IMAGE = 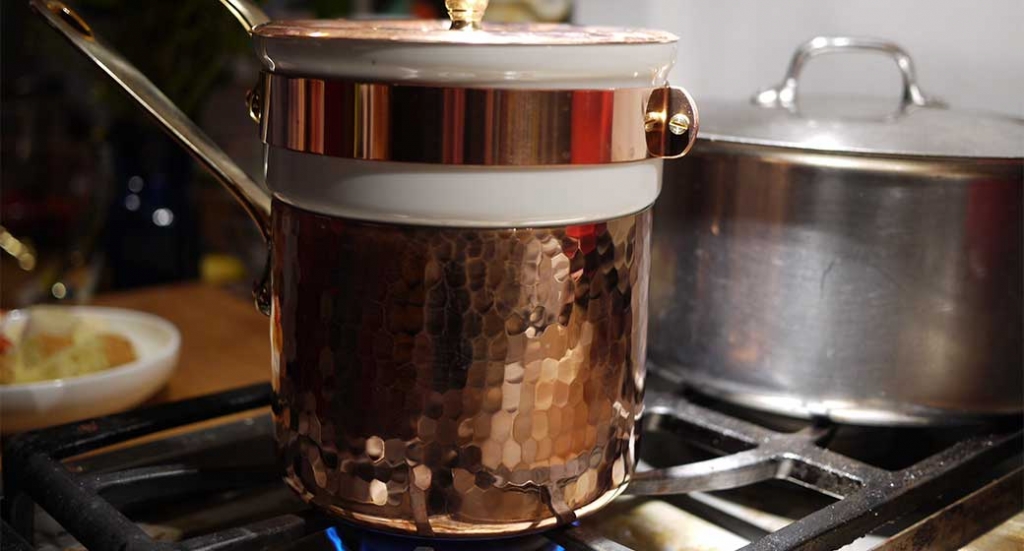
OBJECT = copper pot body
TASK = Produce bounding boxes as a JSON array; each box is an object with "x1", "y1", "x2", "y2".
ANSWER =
[{"x1": 270, "y1": 199, "x2": 651, "y2": 537}]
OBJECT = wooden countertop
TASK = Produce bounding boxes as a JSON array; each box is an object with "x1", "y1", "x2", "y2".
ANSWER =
[{"x1": 93, "y1": 282, "x2": 270, "y2": 404}]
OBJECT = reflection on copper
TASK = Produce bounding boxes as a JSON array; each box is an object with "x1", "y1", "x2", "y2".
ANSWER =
[
  {"x1": 442, "y1": 88, "x2": 467, "y2": 163},
  {"x1": 270, "y1": 200, "x2": 652, "y2": 536},
  {"x1": 260, "y1": 73, "x2": 698, "y2": 165},
  {"x1": 572, "y1": 91, "x2": 615, "y2": 163},
  {"x1": 307, "y1": 79, "x2": 324, "y2": 154},
  {"x1": 286, "y1": 77, "x2": 306, "y2": 151}
]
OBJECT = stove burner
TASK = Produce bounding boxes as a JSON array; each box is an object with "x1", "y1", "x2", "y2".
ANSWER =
[{"x1": 2, "y1": 382, "x2": 1021, "y2": 550}]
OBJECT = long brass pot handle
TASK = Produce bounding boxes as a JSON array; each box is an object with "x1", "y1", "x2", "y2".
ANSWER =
[{"x1": 29, "y1": 0, "x2": 273, "y2": 240}]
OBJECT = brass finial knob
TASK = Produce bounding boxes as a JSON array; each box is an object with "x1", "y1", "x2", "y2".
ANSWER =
[{"x1": 446, "y1": 0, "x2": 489, "y2": 31}]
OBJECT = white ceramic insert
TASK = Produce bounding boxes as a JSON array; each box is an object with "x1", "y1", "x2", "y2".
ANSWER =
[{"x1": 267, "y1": 147, "x2": 663, "y2": 227}]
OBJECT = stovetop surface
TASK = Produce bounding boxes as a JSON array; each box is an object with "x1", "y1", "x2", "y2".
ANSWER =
[{"x1": 3, "y1": 374, "x2": 1021, "y2": 551}]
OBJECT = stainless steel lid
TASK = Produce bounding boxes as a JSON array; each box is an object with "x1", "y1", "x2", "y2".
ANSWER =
[{"x1": 698, "y1": 37, "x2": 1024, "y2": 160}]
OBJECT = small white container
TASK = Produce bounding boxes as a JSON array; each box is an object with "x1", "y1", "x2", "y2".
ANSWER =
[{"x1": 0, "y1": 307, "x2": 180, "y2": 433}]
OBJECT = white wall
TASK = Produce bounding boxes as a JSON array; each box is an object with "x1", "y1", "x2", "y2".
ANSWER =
[{"x1": 575, "y1": 0, "x2": 1024, "y2": 117}]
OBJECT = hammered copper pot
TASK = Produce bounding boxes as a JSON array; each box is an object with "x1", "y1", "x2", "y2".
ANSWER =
[
  {"x1": 34, "y1": 0, "x2": 699, "y2": 537},
  {"x1": 272, "y1": 203, "x2": 652, "y2": 535}
]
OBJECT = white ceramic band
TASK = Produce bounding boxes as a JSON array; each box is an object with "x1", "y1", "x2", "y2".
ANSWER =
[{"x1": 266, "y1": 147, "x2": 662, "y2": 227}]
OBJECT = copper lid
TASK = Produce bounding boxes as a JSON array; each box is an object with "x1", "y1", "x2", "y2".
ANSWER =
[
  {"x1": 254, "y1": 0, "x2": 674, "y2": 46},
  {"x1": 252, "y1": 19, "x2": 676, "y2": 46},
  {"x1": 251, "y1": 0, "x2": 679, "y2": 86}
]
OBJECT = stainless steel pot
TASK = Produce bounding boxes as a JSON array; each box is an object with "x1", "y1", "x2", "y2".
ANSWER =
[{"x1": 650, "y1": 37, "x2": 1023, "y2": 426}]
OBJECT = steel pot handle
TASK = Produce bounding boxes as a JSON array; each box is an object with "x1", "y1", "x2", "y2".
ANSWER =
[
  {"x1": 753, "y1": 36, "x2": 945, "y2": 110},
  {"x1": 29, "y1": 0, "x2": 274, "y2": 241},
  {"x1": 220, "y1": 0, "x2": 270, "y2": 34}
]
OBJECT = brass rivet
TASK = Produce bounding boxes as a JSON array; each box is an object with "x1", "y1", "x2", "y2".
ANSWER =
[
  {"x1": 644, "y1": 112, "x2": 664, "y2": 133},
  {"x1": 668, "y1": 113, "x2": 690, "y2": 136}
]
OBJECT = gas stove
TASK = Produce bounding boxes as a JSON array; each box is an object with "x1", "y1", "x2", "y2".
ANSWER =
[{"x1": 3, "y1": 373, "x2": 1021, "y2": 551}]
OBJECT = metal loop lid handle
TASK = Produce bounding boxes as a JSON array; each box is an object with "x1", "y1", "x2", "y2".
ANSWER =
[
  {"x1": 29, "y1": 0, "x2": 273, "y2": 240},
  {"x1": 754, "y1": 36, "x2": 945, "y2": 110}
]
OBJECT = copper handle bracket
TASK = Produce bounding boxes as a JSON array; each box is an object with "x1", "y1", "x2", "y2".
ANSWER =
[
  {"x1": 258, "y1": 73, "x2": 700, "y2": 166},
  {"x1": 645, "y1": 86, "x2": 700, "y2": 160}
]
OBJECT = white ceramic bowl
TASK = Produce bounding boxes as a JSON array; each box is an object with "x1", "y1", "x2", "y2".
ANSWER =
[{"x1": 0, "y1": 306, "x2": 181, "y2": 433}]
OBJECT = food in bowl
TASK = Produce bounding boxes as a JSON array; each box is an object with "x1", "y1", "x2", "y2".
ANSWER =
[{"x1": 0, "y1": 307, "x2": 137, "y2": 384}]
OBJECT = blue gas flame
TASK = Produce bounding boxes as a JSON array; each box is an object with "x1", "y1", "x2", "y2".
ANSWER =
[
  {"x1": 325, "y1": 526, "x2": 347, "y2": 551},
  {"x1": 324, "y1": 524, "x2": 568, "y2": 551}
]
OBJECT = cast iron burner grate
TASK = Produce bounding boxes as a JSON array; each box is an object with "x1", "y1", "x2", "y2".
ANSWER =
[{"x1": 2, "y1": 383, "x2": 1021, "y2": 551}]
